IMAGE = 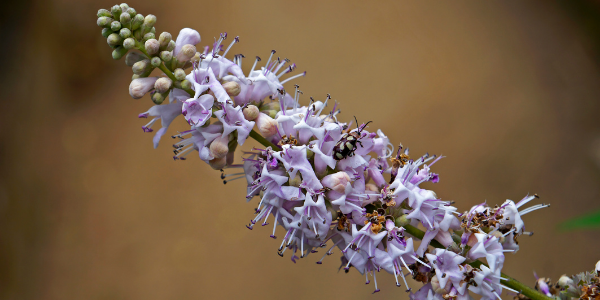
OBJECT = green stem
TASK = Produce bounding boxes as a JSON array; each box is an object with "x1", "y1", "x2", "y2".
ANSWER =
[
  {"x1": 249, "y1": 130, "x2": 281, "y2": 150},
  {"x1": 403, "y1": 225, "x2": 553, "y2": 300}
]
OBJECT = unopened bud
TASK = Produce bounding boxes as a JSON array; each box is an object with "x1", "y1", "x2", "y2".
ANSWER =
[
  {"x1": 126, "y1": 7, "x2": 136, "y2": 17},
  {"x1": 393, "y1": 216, "x2": 409, "y2": 229},
  {"x1": 125, "y1": 52, "x2": 145, "y2": 66},
  {"x1": 322, "y1": 171, "x2": 351, "y2": 194},
  {"x1": 255, "y1": 113, "x2": 278, "y2": 137},
  {"x1": 266, "y1": 110, "x2": 277, "y2": 119},
  {"x1": 143, "y1": 33, "x2": 155, "y2": 43},
  {"x1": 110, "y1": 5, "x2": 122, "y2": 19},
  {"x1": 97, "y1": 9, "x2": 112, "y2": 18},
  {"x1": 110, "y1": 21, "x2": 121, "y2": 32},
  {"x1": 119, "y1": 3, "x2": 129, "y2": 12},
  {"x1": 101, "y1": 28, "x2": 112, "y2": 38},
  {"x1": 160, "y1": 51, "x2": 173, "y2": 63},
  {"x1": 243, "y1": 105, "x2": 259, "y2": 121},
  {"x1": 181, "y1": 80, "x2": 191, "y2": 90},
  {"x1": 173, "y1": 68, "x2": 185, "y2": 81},
  {"x1": 131, "y1": 14, "x2": 144, "y2": 30},
  {"x1": 97, "y1": 17, "x2": 114, "y2": 28},
  {"x1": 132, "y1": 59, "x2": 151, "y2": 75},
  {"x1": 132, "y1": 74, "x2": 141, "y2": 80},
  {"x1": 154, "y1": 77, "x2": 172, "y2": 94},
  {"x1": 289, "y1": 175, "x2": 302, "y2": 187},
  {"x1": 107, "y1": 33, "x2": 122, "y2": 47},
  {"x1": 431, "y1": 276, "x2": 448, "y2": 295},
  {"x1": 150, "y1": 56, "x2": 161, "y2": 67},
  {"x1": 144, "y1": 14, "x2": 157, "y2": 27},
  {"x1": 596, "y1": 260, "x2": 600, "y2": 273},
  {"x1": 557, "y1": 275, "x2": 573, "y2": 288},
  {"x1": 129, "y1": 77, "x2": 158, "y2": 99},
  {"x1": 190, "y1": 52, "x2": 201, "y2": 63},
  {"x1": 151, "y1": 92, "x2": 166, "y2": 104},
  {"x1": 158, "y1": 32, "x2": 172, "y2": 50},
  {"x1": 112, "y1": 46, "x2": 128, "y2": 60},
  {"x1": 223, "y1": 81, "x2": 241, "y2": 96},
  {"x1": 176, "y1": 44, "x2": 196, "y2": 62},
  {"x1": 119, "y1": 12, "x2": 131, "y2": 26},
  {"x1": 119, "y1": 28, "x2": 131, "y2": 39},
  {"x1": 145, "y1": 39, "x2": 159, "y2": 55},
  {"x1": 210, "y1": 135, "x2": 230, "y2": 159},
  {"x1": 166, "y1": 40, "x2": 175, "y2": 51},
  {"x1": 259, "y1": 102, "x2": 280, "y2": 112},
  {"x1": 208, "y1": 157, "x2": 227, "y2": 170},
  {"x1": 150, "y1": 27, "x2": 156, "y2": 34}
]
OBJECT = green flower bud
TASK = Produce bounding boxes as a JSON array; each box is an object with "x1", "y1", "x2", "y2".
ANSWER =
[
  {"x1": 101, "y1": 28, "x2": 113, "y2": 38},
  {"x1": 112, "y1": 46, "x2": 128, "y2": 60},
  {"x1": 110, "y1": 21, "x2": 121, "y2": 32},
  {"x1": 158, "y1": 32, "x2": 172, "y2": 50},
  {"x1": 119, "y1": 12, "x2": 131, "y2": 26},
  {"x1": 150, "y1": 27, "x2": 156, "y2": 34},
  {"x1": 119, "y1": 3, "x2": 129, "y2": 12},
  {"x1": 160, "y1": 51, "x2": 173, "y2": 63},
  {"x1": 176, "y1": 44, "x2": 196, "y2": 62},
  {"x1": 97, "y1": 9, "x2": 112, "y2": 18},
  {"x1": 150, "y1": 56, "x2": 161, "y2": 68},
  {"x1": 394, "y1": 215, "x2": 410, "y2": 227},
  {"x1": 266, "y1": 110, "x2": 277, "y2": 119},
  {"x1": 133, "y1": 29, "x2": 143, "y2": 41},
  {"x1": 143, "y1": 33, "x2": 155, "y2": 43},
  {"x1": 132, "y1": 59, "x2": 152, "y2": 75},
  {"x1": 110, "y1": 5, "x2": 122, "y2": 20},
  {"x1": 143, "y1": 14, "x2": 157, "y2": 28},
  {"x1": 125, "y1": 52, "x2": 146, "y2": 66},
  {"x1": 107, "y1": 33, "x2": 123, "y2": 47},
  {"x1": 127, "y1": 7, "x2": 137, "y2": 18},
  {"x1": 145, "y1": 39, "x2": 160, "y2": 56},
  {"x1": 151, "y1": 92, "x2": 166, "y2": 104},
  {"x1": 173, "y1": 68, "x2": 186, "y2": 81},
  {"x1": 119, "y1": 28, "x2": 131, "y2": 39},
  {"x1": 131, "y1": 14, "x2": 144, "y2": 30},
  {"x1": 166, "y1": 40, "x2": 175, "y2": 52},
  {"x1": 154, "y1": 77, "x2": 172, "y2": 94},
  {"x1": 132, "y1": 74, "x2": 141, "y2": 80},
  {"x1": 97, "y1": 17, "x2": 114, "y2": 28},
  {"x1": 181, "y1": 79, "x2": 191, "y2": 90},
  {"x1": 122, "y1": 38, "x2": 135, "y2": 50}
]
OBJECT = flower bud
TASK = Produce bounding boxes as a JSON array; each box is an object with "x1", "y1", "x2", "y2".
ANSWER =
[
  {"x1": 223, "y1": 81, "x2": 241, "y2": 96},
  {"x1": 289, "y1": 174, "x2": 302, "y2": 187},
  {"x1": 208, "y1": 157, "x2": 227, "y2": 170},
  {"x1": 132, "y1": 59, "x2": 151, "y2": 75},
  {"x1": 131, "y1": 14, "x2": 144, "y2": 30},
  {"x1": 132, "y1": 74, "x2": 140, "y2": 80},
  {"x1": 151, "y1": 92, "x2": 166, "y2": 104},
  {"x1": 143, "y1": 33, "x2": 155, "y2": 43},
  {"x1": 158, "y1": 32, "x2": 172, "y2": 50},
  {"x1": 190, "y1": 52, "x2": 201, "y2": 63},
  {"x1": 180, "y1": 80, "x2": 191, "y2": 90},
  {"x1": 150, "y1": 27, "x2": 156, "y2": 34},
  {"x1": 210, "y1": 135, "x2": 230, "y2": 159},
  {"x1": 322, "y1": 171, "x2": 351, "y2": 194},
  {"x1": 110, "y1": 21, "x2": 121, "y2": 32},
  {"x1": 243, "y1": 105, "x2": 259, "y2": 121},
  {"x1": 129, "y1": 77, "x2": 158, "y2": 99},
  {"x1": 101, "y1": 28, "x2": 112, "y2": 38},
  {"x1": 119, "y1": 12, "x2": 131, "y2": 26},
  {"x1": 97, "y1": 17, "x2": 114, "y2": 28},
  {"x1": 160, "y1": 51, "x2": 173, "y2": 63},
  {"x1": 107, "y1": 33, "x2": 122, "y2": 47},
  {"x1": 119, "y1": 3, "x2": 129, "y2": 11},
  {"x1": 110, "y1": 5, "x2": 122, "y2": 19},
  {"x1": 144, "y1": 14, "x2": 157, "y2": 28},
  {"x1": 557, "y1": 275, "x2": 573, "y2": 288},
  {"x1": 144, "y1": 39, "x2": 159, "y2": 56},
  {"x1": 119, "y1": 28, "x2": 131, "y2": 39},
  {"x1": 431, "y1": 276, "x2": 448, "y2": 294},
  {"x1": 176, "y1": 44, "x2": 196, "y2": 62},
  {"x1": 150, "y1": 56, "x2": 161, "y2": 67},
  {"x1": 166, "y1": 40, "x2": 175, "y2": 51},
  {"x1": 395, "y1": 215, "x2": 410, "y2": 227},
  {"x1": 112, "y1": 46, "x2": 128, "y2": 60},
  {"x1": 255, "y1": 112, "x2": 278, "y2": 137},
  {"x1": 125, "y1": 52, "x2": 145, "y2": 67},
  {"x1": 259, "y1": 102, "x2": 280, "y2": 112},
  {"x1": 173, "y1": 68, "x2": 186, "y2": 81},
  {"x1": 97, "y1": 9, "x2": 112, "y2": 18},
  {"x1": 154, "y1": 77, "x2": 172, "y2": 94},
  {"x1": 126, "y1": 7, "x2": 136, "y2": 17},
  {"x1": 596, "y1": 260, "x2": 600, "y2": 273}
]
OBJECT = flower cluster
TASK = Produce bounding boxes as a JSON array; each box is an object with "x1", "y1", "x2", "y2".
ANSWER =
[{"x1": 96, "y1": 4, "x2": 597, "y2": 300}]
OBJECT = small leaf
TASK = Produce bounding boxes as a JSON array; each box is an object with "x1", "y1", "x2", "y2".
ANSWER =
[{"x1": 559, "y1": 209, "x2": 600, "y2": 230}]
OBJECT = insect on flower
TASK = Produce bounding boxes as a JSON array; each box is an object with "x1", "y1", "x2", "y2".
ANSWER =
[{"x1": 332, "y1": 117, "x2": 372, "y2": 161}]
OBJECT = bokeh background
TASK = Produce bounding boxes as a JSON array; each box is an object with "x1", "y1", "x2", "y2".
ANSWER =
[{"x1": 1, "y1": 0, "x2": 600, "y2": 299}]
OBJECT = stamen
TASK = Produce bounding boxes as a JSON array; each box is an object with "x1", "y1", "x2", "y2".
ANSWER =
[
  {"x1": 263, "y1": 50, "x2": 276, "y2": 74},
  {"x1": 250, "y1": 56, "x2": 261, "y2": 74},
  {"x1": 222, "y1": 36, "x2": 239, "y2": 57},
  {"x1": 280, "y1": 71, "x2": 306, "y2": 85}
]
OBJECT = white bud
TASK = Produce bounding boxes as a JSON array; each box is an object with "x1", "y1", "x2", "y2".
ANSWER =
[
  {"x1": 174, "y1": 68, "x2": 186, "y2": 81},
  {"x1": 557, "y1": 275, "x2": 573, "y2": 288},
  {"x1": 176, "y1": 44, "x2": 196, "y2": 62},
  {"x1": 158, "y1": 32, "x2": 172, "y2": 50},
  {"x1": 154, "y1": 77, "x2": 172, "y2": 94},
  {"x1": 209, "y1": 135, "x2": 229, "y2": 159},
  {"x1": 160, "y1": 51, "x2": 173, "y2": 63},
  {"x1": 208, "y1": 157, "x2": 227, "y2": 170},
  {"x1": 145, "y1": 38, "x2": 160, "y2": 56},
  {"x1": 129, "y1": 77, "x2": 158, "y2": 99},
  {"x1": 150, "y1": 56, "x2": 161, "y2": 68},
  {"x1": 322, "y1": 171, "x2": 351, "y2": 194},
  {"x1": 223, "y1": 81, "x2": 241, "y2": 96},
  {"x1": 243, "y1": 105, "x2": 259, "y2": 121},
  {"x1": 255, "y1": 112, "x2": 278, "y2": 137},
  {"x1": 596, "y1": 260, "x2": 600, "y2": 273}
]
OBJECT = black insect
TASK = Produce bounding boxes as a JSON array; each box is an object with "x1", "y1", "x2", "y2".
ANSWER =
[{"x1": 332, "y1": 117, "x2": 372, "y2": 161}]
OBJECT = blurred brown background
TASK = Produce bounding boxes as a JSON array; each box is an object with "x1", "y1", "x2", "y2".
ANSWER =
[{"x1": 1, "y1": 0, "x2": 600, "y2": 299}]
